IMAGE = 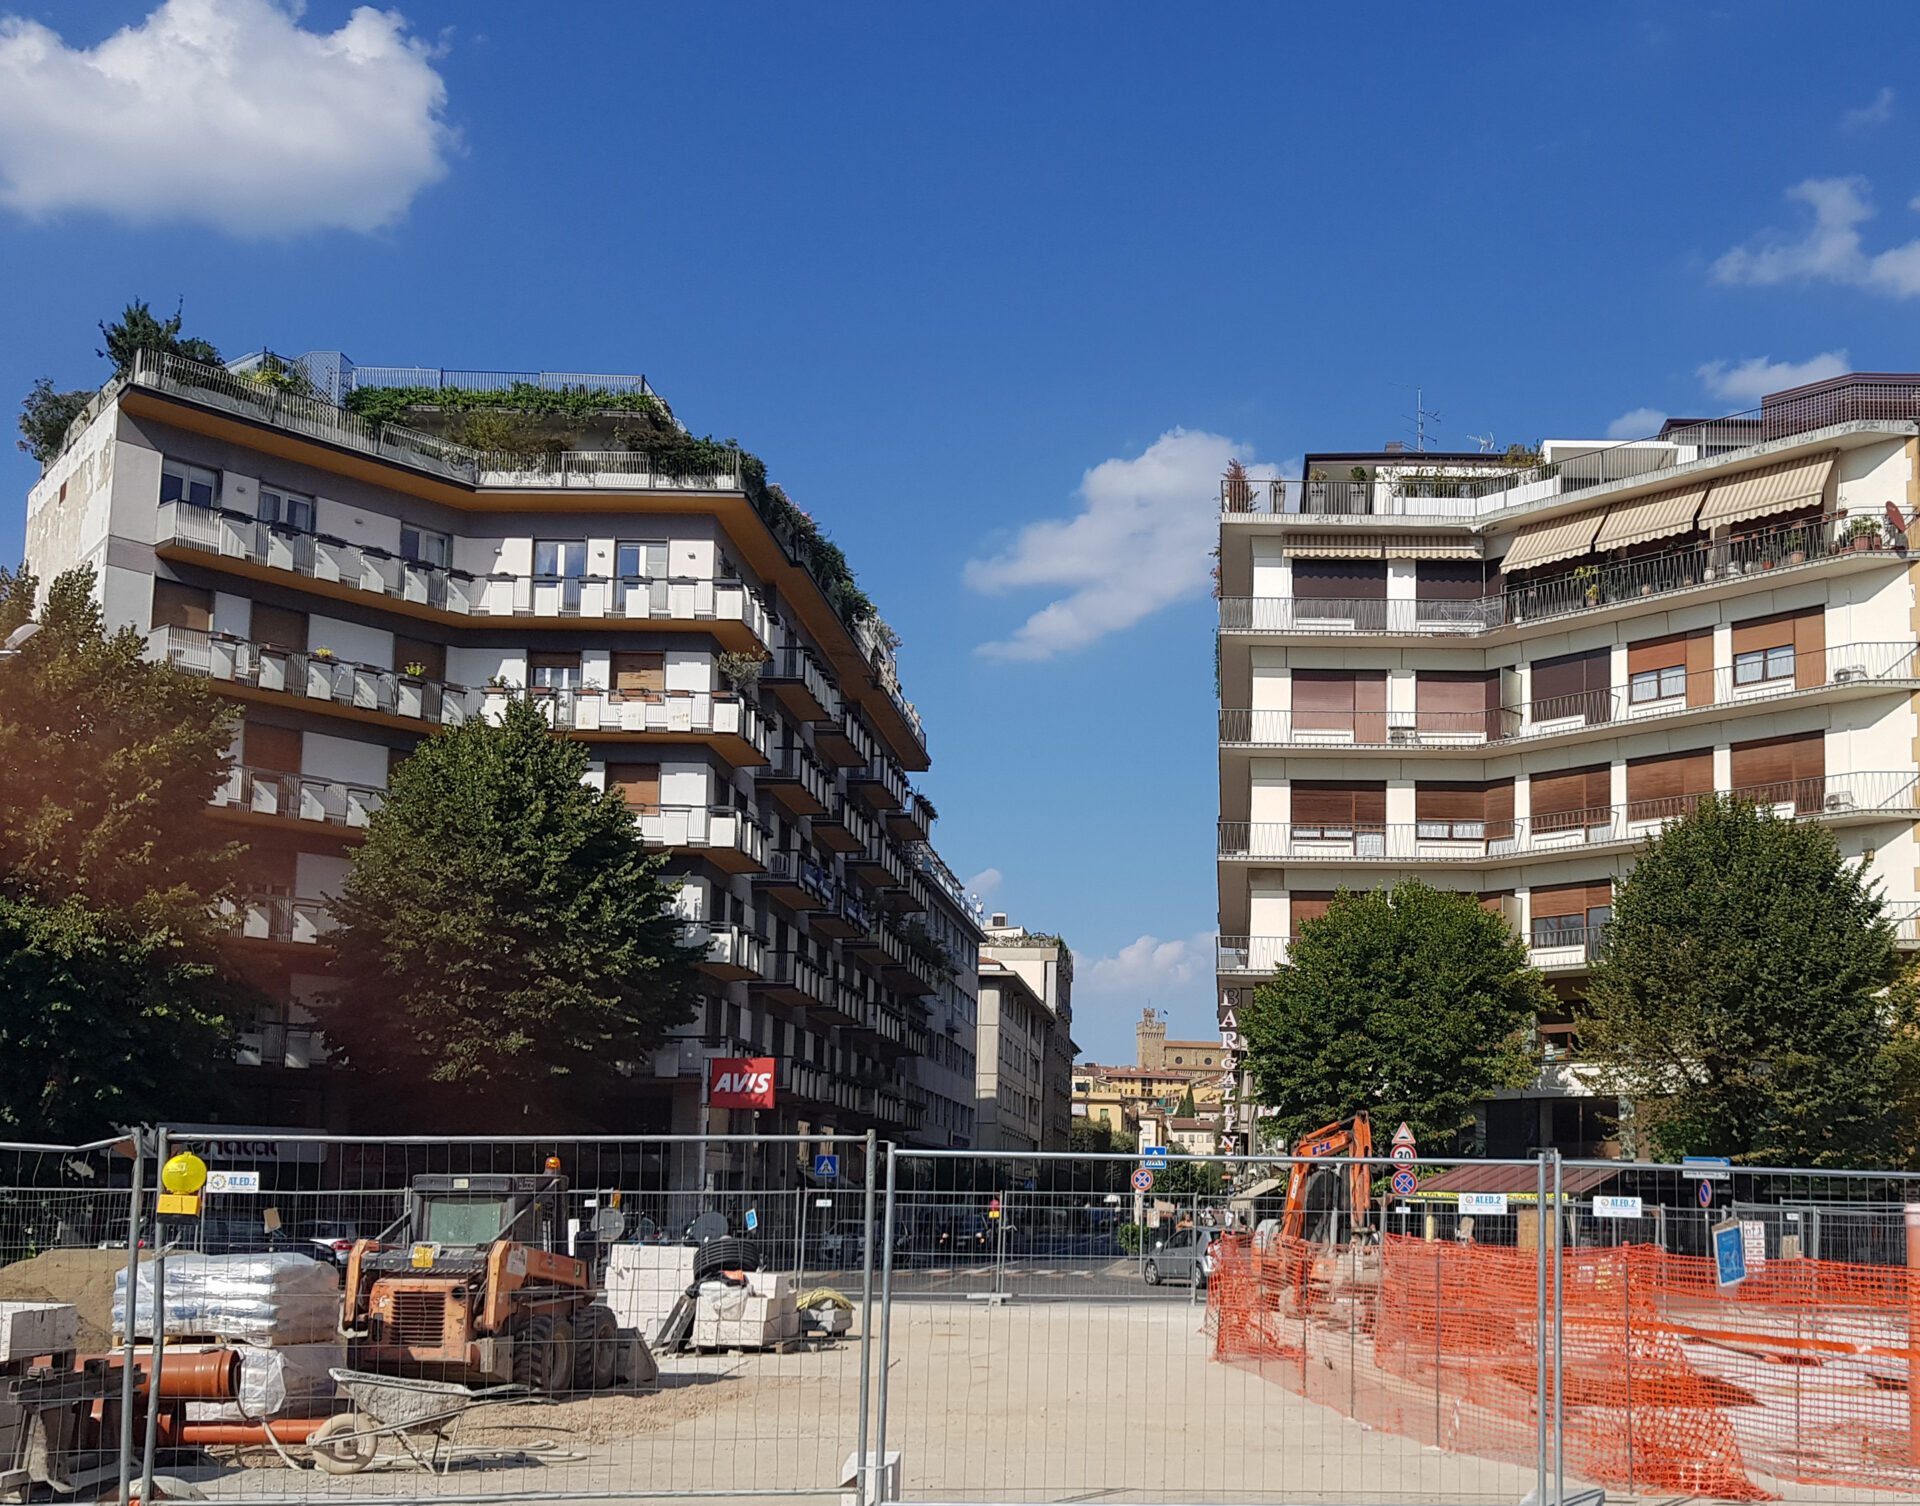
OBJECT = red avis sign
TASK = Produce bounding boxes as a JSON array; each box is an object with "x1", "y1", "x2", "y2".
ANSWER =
[{"x1": 709, "y1": 1057, "x2": 776, "y2": 1109}]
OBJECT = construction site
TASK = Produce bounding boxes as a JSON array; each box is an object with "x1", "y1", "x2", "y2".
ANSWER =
[{"x1": 0, "y1": 1125, "x2": 1918, "y2": 1505}]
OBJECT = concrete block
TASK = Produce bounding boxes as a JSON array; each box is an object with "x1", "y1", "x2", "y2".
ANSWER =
[{"x1": 0, "y1": 1304, "x2": 75, "y2": 1362}]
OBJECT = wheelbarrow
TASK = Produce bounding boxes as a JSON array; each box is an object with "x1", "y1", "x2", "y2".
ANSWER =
[{"x1": 307, "y1": 1368, "x2": 527, "y2": 1475}]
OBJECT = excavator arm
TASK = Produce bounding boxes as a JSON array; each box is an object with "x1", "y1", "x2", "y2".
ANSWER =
[{"x1": 1279, "y1": 1112, "x2": 1373, "y2": 1244}]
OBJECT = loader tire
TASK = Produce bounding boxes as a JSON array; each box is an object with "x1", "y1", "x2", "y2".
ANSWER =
[
  {"x1": 573, "y1": 1303, "x2": 620, "y2": 1391},
  {"x1": 691, "y1": 1236, "x2": 760, "y2": 1280},
  {"x1": 513, "y1": 1313, "x2": 568, "y2": 1393}
]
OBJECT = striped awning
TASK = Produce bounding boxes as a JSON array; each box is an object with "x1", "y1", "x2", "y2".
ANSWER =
[
  {"x1": 1282, "y1": 535, "x2": 1384, "y2": 559},
  {"x1": 1592, "y1": 484, "x2": 1707, "y2": 551},
  {"x1": 1385, "y1": 536, "x2": 1481, "y2": 560},
  {"x1": 1698, "y1": 452, "x2": 1837, "y2": 530},
  {"x1": 1497, "y1": 508, "x2": 1605, "y2": 574}
]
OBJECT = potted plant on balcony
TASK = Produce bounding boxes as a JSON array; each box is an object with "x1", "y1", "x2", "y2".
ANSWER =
[
  {"x1": 1785, "y1": 525, "x2": 1810, "y2": 566},
  {"x1": 1845, "y1": 516, "x2": 1884, "y2": 553},
  {"x1": 1572, "y1": 564, "x2": 1600, "y2": 605}
]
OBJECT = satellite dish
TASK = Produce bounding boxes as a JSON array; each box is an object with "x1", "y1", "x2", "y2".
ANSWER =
[
  {"x1": 687, "y1": 1212, "x2": 729, "y2": 1244},
  {"x1": 591, "y1": 1206, "x2": 625, "y2": 1241}
]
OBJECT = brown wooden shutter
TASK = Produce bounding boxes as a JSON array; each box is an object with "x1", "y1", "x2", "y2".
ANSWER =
[
  {"x1": 1291, "y1": 782, "x2": 1386, "y2": 826},
  {"x1": 250, "y1": 603, "x2": 309, "y2": 652},
  {"x1": 1289, "y1": 891, "x2": 1335, "y2": 929},
  {"x1": 1415, "y1": 782, "x2": 1485, "y2": 822},
  {"x1": 1731, "y1": 607, "x2": 1820, "y2": 657},
  {"x1": 1485, "y1": 779, "x2": 1515, "y2": 837},
  {"x1": 1291, "y1": 560, "x2": 1388, "y2": 600},
  {"x1": 245, "y1": 721, "x2": 303, "y2": 774},
  {"x1": 1531, "y1": 763, "x2": 1611, "y2": 829},
  {"x1": 1794, "y1": 607, "x2": 1826, "y2": 690},
  {"x1": 612, "y1": 651, "x2": 666, "y2": 697},
  {"x1": 392, "y1": 635, "x2": 446, "y2": 682},
  {"x1": 1626, "y1": 629, "x2": 1714, "y2": 707},
  {"x1": 1530, "y1": 648, "x2": 1611, "y2": 723},
  {"x1": 1626, "y1": 749, "x2": 1714, "y2": 821},
  {"x1": 1730, "y1": 732, "x2": 1824, "y2": 806},
  {"x1": 1293, "y1": 670, "x2": 1384, "y2": 738},
  {"x1": 150, "y1": 580, "x2": 212, "y2": 632},
  {"x1": 606, "y1": 762, "x2": 661, "y2": 813},
  {"x1": 1414, "y1": 562, "x2": 1484, "y2": 600},
  {"x1": 1416, "y1": 670, "x2": 1498, "y2": 737},
  {"x1": 1532, "y1": 880, "x2": 1615, "y2": 919}
]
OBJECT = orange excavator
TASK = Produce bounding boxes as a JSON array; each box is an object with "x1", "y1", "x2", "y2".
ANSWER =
[{"x1": 1280, "y1": 1112, "x2": 1375, "y2": 1244}]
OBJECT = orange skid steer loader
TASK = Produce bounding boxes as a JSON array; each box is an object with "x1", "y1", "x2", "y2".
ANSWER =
[{"x1": 341, "y1": 1172, "x2": 619, "y2": 1392}]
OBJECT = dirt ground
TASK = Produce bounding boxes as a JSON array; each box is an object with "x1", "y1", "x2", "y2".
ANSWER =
[{"x1": 0, "y1": 1247, "x2": 139, "y2": 1351}]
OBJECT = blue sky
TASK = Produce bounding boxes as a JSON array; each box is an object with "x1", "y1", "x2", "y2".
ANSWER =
[{"x1": 7, "y1": 2, "x2": 1920, "y2": 1062}]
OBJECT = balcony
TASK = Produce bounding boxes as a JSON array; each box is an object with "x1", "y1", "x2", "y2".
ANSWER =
[
  {"x1": 886, "y1": 789, "x2": 936, "y2": 843},
  {"x1": 750, "y1": 951, "x2": 834, "y2": 1009},
  {"x1": 526, "y1": 688, "x2": 768, "y2": 763},
  {"x1": 812, "y1": 792, "x2": 878, "y2": 855},
  {"x1": 812, "y1": 880, "x2": 879, "y2": 941},
  {"x1": 814, "y1": 707, "x2": 875, "y2": 769},
  {"x1": 1218, "y1": 770, "x2": 1919, "y2": 864},
  {"x1": 213, "y1": 765, "x2": 384, "y2": 829},
  {"x1": 637, "y1": 805, "x2": 767, "y2": 872},
  {"x1": 1221, "y1": 515, "x2": 1879, "y2": 640},
  {"x1": 1215, "y1": 935, "x2": 1294, "y2": 977},
  {"x1": 1219, "y1": 641, "x2": 1920, "y2": 754},
  {"x1": 755, "y1": 848, "x2": 837, "y2": 912},
  {"x1": 690, "y1": 923, "x2": 767, "y2": 982},
  {"x1": 845, "y1": 836, "x2": 907, "y2": 892},
  {"x1": 759, "y1": 743, "x2": 834, "y2": 816},
  {"x1": 229, "y1": 893, "x2": 334, "y2": 945},
  {"x1": 1526, "y1": 923, "x2": 1610, "y2": 973},
  {"x1": 847, "y1": 754, "x2": 909, "y2": 813},
  {"x1": 762, "y1": 647, "x2": 841, "y2": 724}
]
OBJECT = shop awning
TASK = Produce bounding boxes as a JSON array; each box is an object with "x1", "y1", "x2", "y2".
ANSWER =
[
  {"x1": 1409, "y1": 1163, "x2": 1625, "y2": 1198},
  {"x1": 1698, "y1": 452, "x2": 1837, "y2": 531},
  {"x1": 1592, "y1": 484, "x2": 1708, "y2": 551},
  {"x1": 1497, "y1": 508, "x2": 1606, "y2": 574}
]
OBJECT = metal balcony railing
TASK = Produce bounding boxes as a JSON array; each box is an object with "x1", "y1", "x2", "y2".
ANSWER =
[
  {"x1": 762, "y1": 848, "x2": 839, "y2": 907},
  {"x1": 688, "y1": 923, "x2": 767, "y2": 978},
  {"x1": 529, "y1": 686, "x2": 766, "y2": 752},
  {"x1": 1221, "y1": 514, "x2": 1870, "y2": 638},
  {"x1": 228, "y1": 893, "x2": 335, "y2": 944},
  {"x1": 637, "y1": 805, "x2": 767, "y2": 864},
  {"x1": 234, "y1": 1022, "x2": 329, "y2": 1068},
  {"x1": 1218, "y1": 771, "x2": 1920, "y2": 860},
  {"x1": 213, "y1": 765, "x2": 384, "y2": 828},
  {"x1": 764, "y1": 743, "x2": 835, "y2": 807},
  {"x1": 764, "y1": 647, "x2": 843, "y2": 721},
  {"x1": 153, "y1": 625, "x2": 485, "y2": 727},
  {"x1": 1219, "y1": 641, "x2": 1920, "y2": 750}
]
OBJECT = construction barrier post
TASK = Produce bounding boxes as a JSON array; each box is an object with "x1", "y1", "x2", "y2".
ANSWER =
[
  {"x1": 115, "y1": 1128, "x2": 148, "y2": 1506},
  {"x1": 1907, "y1": 1203, "x2": 1920, "y2": 1464}
]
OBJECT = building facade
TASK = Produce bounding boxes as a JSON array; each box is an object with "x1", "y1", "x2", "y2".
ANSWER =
[
  {"x1": 23, "y1": 349, "x2": 981, "y2": 1165},
  {"x1": 978, "y1": 916, "x2": 1077, "y2": 1151},
  {"x1": 1216, "y1": 377, "x2": 1920, "y2": 1155}
]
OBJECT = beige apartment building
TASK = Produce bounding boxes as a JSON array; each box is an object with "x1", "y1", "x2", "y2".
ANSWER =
[
  {"x1": 22, "y1": 349, "x2": 982, "y2": 1162},
  {"x1": 1216, "y1": 374, "x2": 1920, "y2": 1156}
]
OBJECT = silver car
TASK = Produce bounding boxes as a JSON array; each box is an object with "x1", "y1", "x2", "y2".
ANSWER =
[{"x1": 1143, "y1": 1227, "x2": 1224, "y2": 1287}]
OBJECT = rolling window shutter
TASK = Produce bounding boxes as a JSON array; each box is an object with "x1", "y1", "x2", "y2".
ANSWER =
[
  {"x1": 612, "y1": 651, "x2": 666, "y2": 696},
  {"x1": 1626, "y1": 750, "x2": 1713, "y2": 816},
  {"x1": 151, "y1": 580, "x2": 213, "y2": 632},
  {"x1": 1532, "y1": 764, "x2": 1610, "y2": 821},
  {"x1": 1291, "y1": 560, "x2": 1389, "y2": 600},
  {"x1": 1289, "y1": 892, "x2": 1335, "y2": 929},
  {"x1": 1415, "y1": 782, "x2": 1485, "y2": 822},
  {"x1": 607, "y1": 762, "x2": 661, "y2": 812}
]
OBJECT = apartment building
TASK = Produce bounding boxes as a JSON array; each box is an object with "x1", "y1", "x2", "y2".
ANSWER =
[
  {"x1": 1216, "y1": 374, "x2": 1920, "y2": 1156},
  {"x1": 978, "y1": 915, "x2": 1077, "y2": 1150},
  {"x1": 22, "y1": 349, "x2": 981, "y2": 1159}
]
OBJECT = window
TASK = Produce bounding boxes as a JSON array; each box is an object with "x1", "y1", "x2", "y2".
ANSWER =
[
  {"x1": 534, "y1": 540, "x2": 587, "y2": 578},
  {"x1": 1529, "y1": 648, "x2": 1611, "y2": 725},
  {"x1": 1290, "y1": 782, "x2": 1386, "y2": 839},
  {"x1": 1734, "y1": 645, "x2": 1795, "y2": 685},
  {"x1": 245, "y1": 722, "x2": 303, "y2": 775},
  {"x1": 400, "y1": 526, "x2": 451, "y2": 569},
  {"x1": 392, "y1": 636, "x2": 445, "y2": 682},
  {"x1": 611, "y1": 650, "x2": 666, "y2": 699},
  {"x1": 529, "y1": 650, "x2": 582, "y2": 690},
  {"x1": 250, "y1": 603, "x2": 308, "y2": 653},
  {"x1": 607, "y1": 763, "x2": 661, "y2": 814},
  {"x1": 1531, "y1": 881, "x2": 1613, "y2": 950},
  {"x1": 258, "y1": 486, "x2": 314, "y2": 533},
  {"x1": 1292, "y1": 670, "x2": 1386, "y2": 740},
  {"x1": 149, "y1": 579, "x2": 212, "y2": 632},
  {"x1": 1629, "y1": 665, "x2": 1687, "y2": 702},
  {"x1": 160, "y1": 459, "x2": 218, "y2": 509},
  {"x1": 617, "y1": 540, "x2": 669, "y2": 579}
]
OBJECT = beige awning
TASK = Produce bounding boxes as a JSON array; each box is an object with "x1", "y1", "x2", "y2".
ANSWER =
[
  {"x1": 1591, "y1": 484, "x2": 1707, "y2": 551},
  {"x1": 1497, "y1": 508, "x2": 1605, "y2": 574},
  {"x1": 1384, "y1": 536, "x2": 1481, "y2": 560},
  {"x1": 1698, "y1": 452, "x2": 1837, "y2": 530},
  {"x1": 1282, "y1": 535, "x2": 1384, "y2": 559}
]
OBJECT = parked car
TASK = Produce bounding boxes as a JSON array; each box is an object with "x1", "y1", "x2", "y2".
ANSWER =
[
  {"x1": 1143, "y1": 1227, "x2": 1223, "y2": 1288},
  {"x1": 305, "y1": 1220, "x2": 364, "y2": 1267}
]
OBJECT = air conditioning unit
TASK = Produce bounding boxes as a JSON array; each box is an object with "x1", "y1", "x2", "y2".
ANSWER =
[
  {"x1": 1833, "y1": 666, "x2": 1869, "y2": 682},
  {"x1": 1389, "y1": 727, "x2": 1419, "y2": 745},
  {"x1": 1825, "y1": 792, "x2": 1857, "y2": 811}
]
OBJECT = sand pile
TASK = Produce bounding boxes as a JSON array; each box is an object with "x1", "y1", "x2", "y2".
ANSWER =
[{"x1": 0, "y1": 1247, "x2": 149, "y2": 1352}]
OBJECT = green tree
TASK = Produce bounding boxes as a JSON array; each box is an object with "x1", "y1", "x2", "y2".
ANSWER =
[
  {"x1": 1583, "y1": 795, "x2": 1910, "y2": 1166},
  {"x1": 1175, "y1": 1086, "x2": 1197, "y2": 1118},
  {"x1": 97, "y1": 297, "x2": 222, "y2": 375},
  {"x1": 1241, "y1": 881, "x2": 1547, "y2": 1150},
  {"x1": 16, "y1": 379, "x2": 94, "y2": 464},
  {"x1": 0, "y1": 565, "x2": 247, "y2": 1136},
  {"x1": 326, "y1": 696, "x2": 701, "y2": 1126}
]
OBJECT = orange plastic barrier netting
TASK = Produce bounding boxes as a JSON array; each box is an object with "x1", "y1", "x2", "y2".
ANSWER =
[{"x1": 1205, "y1": 1232, "x2": 1920, "y2": 1499}]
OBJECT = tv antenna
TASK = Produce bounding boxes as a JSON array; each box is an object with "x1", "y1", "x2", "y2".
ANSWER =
[
  {"x1": 1394, "y1": 384, "x2": 1442, "y2": 453},
  {"x1": 1468, "y1": 431, "x2": 1497, "y2": 453}
]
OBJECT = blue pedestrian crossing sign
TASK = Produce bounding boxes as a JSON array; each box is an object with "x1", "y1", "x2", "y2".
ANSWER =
[
  {"x1": 1143, "y1": 1145, "x2": 1169, "y2": 1168},
  {"x1": 813, "y1": 1153, "x2": 840, "y2": 1179}
]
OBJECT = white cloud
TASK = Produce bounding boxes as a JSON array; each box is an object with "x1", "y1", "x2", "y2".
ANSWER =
[
  {"x1": 964, "y1": 867, "x2": 1003, "y2": 900},
  {"x1": 966, "y1": 428, "x2": 1264, "y2": 660},
  {"x1": 1606, "y1": 407, "x2": 1668, "y2": 440},
  {"x1": 0, "y1": 0, "x2": 453, "y2": 235},
  {"x1": 1070, "y1": 930, "x2": 1220, "y2": 1062},
  {"x1": 1696, "y1": 350, "x2": 1850, "y2": 404},
  {"x1": 1712, "y1": 177, "x2": 1920, "y2": 299},
  {"x1": 1842, "y1": 87, "x2": 1895, "y2": 132}
]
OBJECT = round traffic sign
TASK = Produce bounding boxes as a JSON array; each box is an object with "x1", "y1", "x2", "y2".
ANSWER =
[
  {"x1": 1131, "y1": 1168, "x2": 1154, "y2": 1192},
  {"x1": 1391, "y1": 1169, "x2": 1417, "y2": 1196},
  {"x1": 1697, "y1": 1179, "x2": 1714, "y2": 1208},
  {"x1": 1390, "y1": 1144, "x2": 1416, "y2": 1164}
]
